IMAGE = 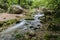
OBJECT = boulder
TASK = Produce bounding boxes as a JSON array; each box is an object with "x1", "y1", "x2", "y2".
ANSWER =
[{"x1": 8, "y1": 5, "x2": 25, "y2": 14}]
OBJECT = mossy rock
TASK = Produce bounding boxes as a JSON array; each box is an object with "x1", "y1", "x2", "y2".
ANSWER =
[
  {"x1": 25, "y1": 17, "x2": 34, "y2": 20},
  {"x1": 0, "y1": 19, "x2": 19, "y2": 27},
  {"x1": 0, "y1": 21, "x2": 4, "y2": 27},
  {"x1": 8, "y1": 5, "x2": 24, "y2": 14},
  {"x1": 6, "y1": 19, "x2": 19, "y2": 25}
]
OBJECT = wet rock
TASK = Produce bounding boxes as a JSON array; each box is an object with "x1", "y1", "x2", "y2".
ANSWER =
[
  {"x1": 0, "y1": 21, "x2": 4, "y2": 27},
  {"x1": 26, "y1": 30, "x2": 36, "y2": 39},
  {"x1": 28, "y1": 31, "x2": 36, "y2": 37},
  {"x1": 31, "y1": 37, "x2": 37, "y2": 40},
  {"x1": 30, "y1": 26, "x2": 34, "y2": 28},
  {"x1": 3, "y1": 18, "x2": 6, "y2": 19},
  {"x1": 37, "y1": 24, "x2": 40, "y2": 26},
  {"x1": 33, "y1": 27, "x2": 40, "y2": 30},
  {"x1": 40, "y1": 21, "x2": 43, "y2": 23},
  {"x1": 29, "y1": 25, "x2": 40, "y2": 30},
  {"x1": 25, "y1": 23, "x2": 29, "y2": 25},
  {"x1": 16, "y1": 21, "x2": 21, "y2": 24},
  {"x1": 25, "y1": 17, "x2": 34, "y2": 20}
]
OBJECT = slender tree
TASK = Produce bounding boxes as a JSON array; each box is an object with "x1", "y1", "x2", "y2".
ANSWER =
[{"x1": 18, "y1": 0, "x2": 20, "y2": 5}]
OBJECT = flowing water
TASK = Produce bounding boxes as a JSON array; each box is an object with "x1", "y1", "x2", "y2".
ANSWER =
[
  {"x1": 0, "y1": 5, "x2": 44, "y2": 40},
  {"x1": 2, "y1": 20, "x2": 26, "y2": 33},
  {"x1": 2, "y1": 13, "x2": 44, "y2": 33},
  {"x1": 0, "y1": 12, "x2": 44, "y2": 40}
]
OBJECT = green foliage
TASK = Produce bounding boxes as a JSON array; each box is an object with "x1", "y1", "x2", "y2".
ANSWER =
[
  {"x1": 57, "y1": 36, "x2": 60, "y2": 40},
  {"x1": 15, "y1": 33, "x2": 24, "y2": 39},
  {"x1": 47, "y1": 18, "x2": 60, "y2": 31},
  {"x1": 20, "y1": 0, "x2": 33, "y2": 9},
  {"x1": 44, "y1": 34, "x2": 60, "y2": 40},
  {"x1": 15, "y1": 33, "x2": 25, "y2": 40},
  {"x1": 6, "y1": 19, "x2": 18, "y2": 25},
  {"x1": 7, "y1": 0, "x2": 18, "y2": 6},
  {"x1": 40, "y1": 0, "x2": 60, "y2": 31},
  {"x1": 0, "y1": 19, "x2": 18, "y2": 27},
  {"x1": 0, "y1": 21, "x2": 4, "y2": 27},
  {"x1": 47, "y1": 24, "x2": 60, "y2": 31},
  {"x1": 0, "y1": 0, "x2": 8, "y2": 11},
  {"x1": 0, "y1": 0, "x2": 60, "y2": 10},
  {"x1": 52, "y1": 18, "x2": 60, "y2": 24},
  {"x1": 44, "y1": 34, "x2": 58, "y2": 40},
  {"x1": 0, "y1": 0, "x2": 33, "y2": 11}
]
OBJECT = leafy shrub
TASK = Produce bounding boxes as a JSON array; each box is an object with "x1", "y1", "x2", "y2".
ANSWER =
[
  {"x1": 0, "y1": 8, "x2": 5, "y2": 13},
  {"x1": 6, "y1": 19, "x2": 18, "y2": 25},
  {"x1": 57, "y1": 36, "x2": 60, "y2": 40},
  {"x1": 15, "y1": 33, "x2": 25, "y2": 40},
  {"x1": 47, "y1": 24, "x2": 60, "y2": 31},
  {"x1": 44, "y1": 34, "x2": 58, "y2": 40},
  {"x1": 15, "y1": 33, "x2": 24, "y2": 39},
  {"x1": 47, "y1": 18, "x2": 60, "y2": 31},
  {"x1": 0, "y1": 19, "x2": 19, "y2": 27}
]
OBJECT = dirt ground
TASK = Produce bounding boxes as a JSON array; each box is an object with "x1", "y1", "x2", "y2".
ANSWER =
[{"x1": 0, "y1": 13, "x2": 25, "y2": 21}]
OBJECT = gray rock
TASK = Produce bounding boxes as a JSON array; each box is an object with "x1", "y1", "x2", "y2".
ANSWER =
[{"x1": 8, "y1": 5, "x2": 25, "y2": 14}]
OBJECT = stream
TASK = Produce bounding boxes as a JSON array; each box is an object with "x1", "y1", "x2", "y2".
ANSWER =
[{"x1": 0, "y1": 13, "x2": 44, "y2": 40}]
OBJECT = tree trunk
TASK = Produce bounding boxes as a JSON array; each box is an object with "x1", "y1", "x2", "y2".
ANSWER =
[{"x1": 18, "y1": 0, "x2": 20, "y2": 5}]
